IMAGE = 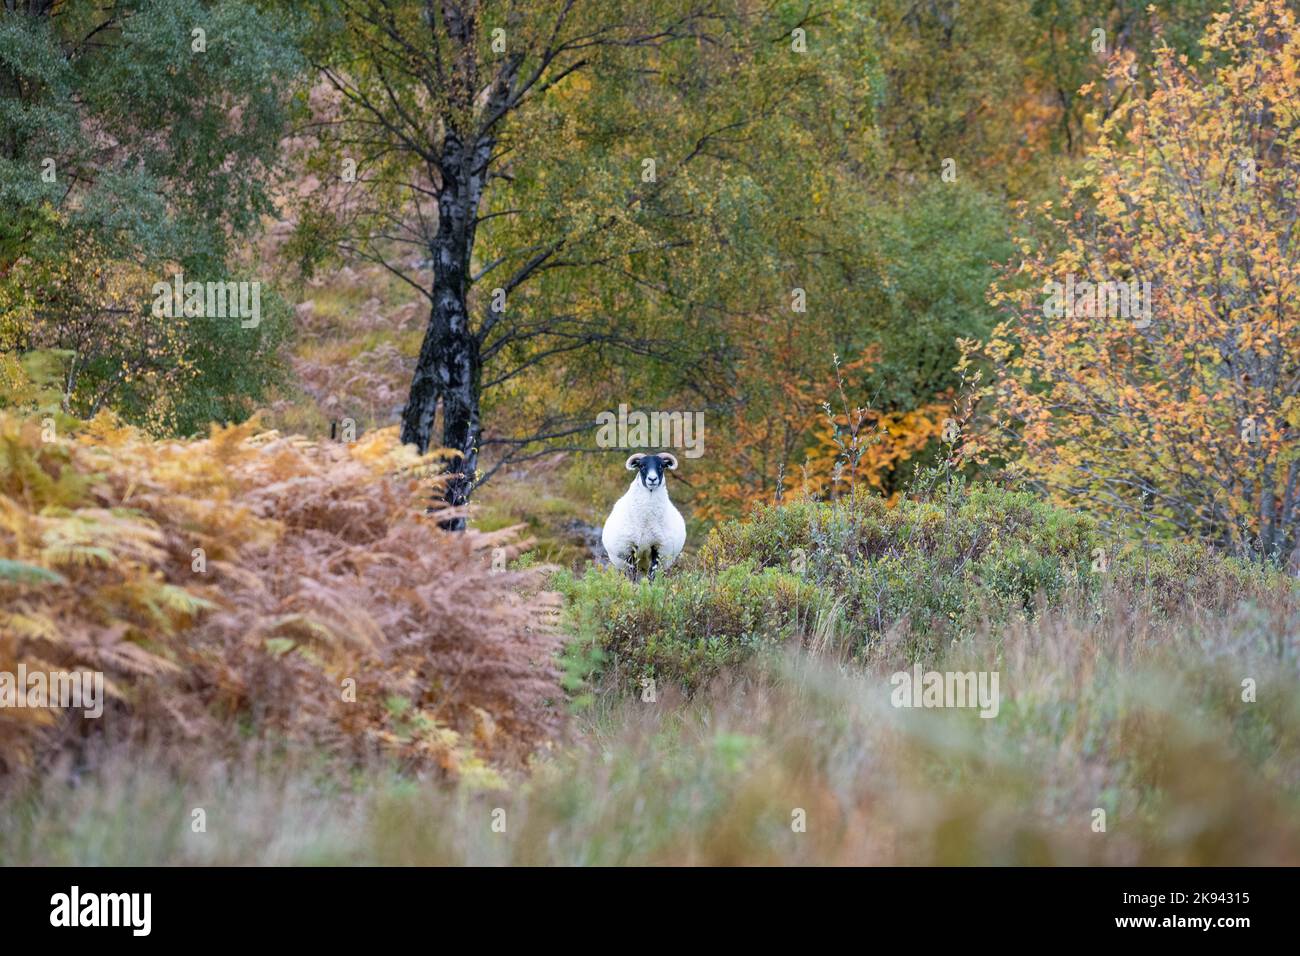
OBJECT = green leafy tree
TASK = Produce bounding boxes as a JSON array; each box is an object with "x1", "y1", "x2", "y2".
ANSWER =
[
  {"x1": 297, "y1": 0, "x2": 880, "y2": 524},
  {"x1": 0, "y1": 0, "x2": 303, "y2": 432}
]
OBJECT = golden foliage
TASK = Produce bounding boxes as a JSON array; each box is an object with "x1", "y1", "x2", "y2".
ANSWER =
[
  {"x1": 963, "y1": 0, "x2": 1300, "y2": 561},
  {"x1": 0, "y1": 413, "x2": 564, "y2": 778},
  {"x1": 694, "y1": 346, "x2": 947, "y2": 521}
]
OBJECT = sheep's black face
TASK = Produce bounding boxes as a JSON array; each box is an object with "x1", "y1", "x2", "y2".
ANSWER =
[
  {"x1": 636, "y1": 454, "x2": 666, "y2": 490},
  {"x1": 626, "y1": 451, "x2": 678, "y2": 490}
]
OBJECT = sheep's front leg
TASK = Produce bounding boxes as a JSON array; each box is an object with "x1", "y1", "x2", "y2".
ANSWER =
[
  {"x1": 622, "y1": 549, "x2": 639, "y2": 582},
  {"x1": 648, "y1": 546, "x2": 660, "y2": 581}
]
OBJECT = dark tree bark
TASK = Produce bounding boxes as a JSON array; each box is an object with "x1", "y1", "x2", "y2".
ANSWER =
[
  {"x1": 400, "y1": 129, "x2": 492, "y2": 527},
  {"x1": 317, "y1": 0, "x2": 726, "y2": 530}
]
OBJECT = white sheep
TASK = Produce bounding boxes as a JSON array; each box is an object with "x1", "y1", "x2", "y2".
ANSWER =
[{"x1": 602, "y1": 452, "x2": 687, "y2": 581}]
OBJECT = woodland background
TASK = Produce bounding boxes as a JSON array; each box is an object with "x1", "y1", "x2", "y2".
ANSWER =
[{"x1": 0, "y1": 0, "x2": 1297, "y2": 865}]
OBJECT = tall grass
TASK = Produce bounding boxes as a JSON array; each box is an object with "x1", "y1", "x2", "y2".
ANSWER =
[
  {"x1": 5, "y1": 585, "x2": 1296, "y2": 865},
  {"x1": 4, "y1": 423, "x2": 1296, "y2": 865}
]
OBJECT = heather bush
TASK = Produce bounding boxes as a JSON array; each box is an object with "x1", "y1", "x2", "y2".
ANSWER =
[
  {"x1": 557, "y1": 562, "x2": 833, "y2": 692},
  {"x1": 559, "y1": 482, "x2": 1291, "y2": 690}
]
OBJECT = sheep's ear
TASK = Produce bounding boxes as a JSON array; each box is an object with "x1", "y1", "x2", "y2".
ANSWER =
[
  {"x1": 625, "y1": 453, "x2": 646, "y2": 470},
  {"x1": 658, "y1": 453, "x2": 679, "y2": 470}
]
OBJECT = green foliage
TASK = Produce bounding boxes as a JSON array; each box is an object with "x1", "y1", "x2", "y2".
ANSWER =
[
  {"x1": 1024, "y1": 0, "x2": 1225, "y2": 153},
  {"x1": 0, "y1": 348, "x2": 71, "y2": 415},
  {"x1": 296, "y1": 0, "x2": 888, "y2": 467},
  {"x1": 871, "y1": 0, "x2": 1031, "y2": 175},
  {"x1": 128, "y1": 290, "x2": 294, "y2": 436},
  {"x1": 556, "y1": 562, "x2": 831, "y2": 692},
  {"x1": 1, "y1": 0, "x2": 305, "y2": 270},
  {"x1": 0, "y1": 559, "x2": 65, "y2": 585},
  {"x1": 1106, "y1": 540, "x2": 1295, "y2": 612},
  {"x1": 560, "y1": 480, "x2": 1292, "y2": 690},
  {"x1": 559, "y1": 483, "x2": 1088, "y2": 687},
  {"x1": 857, "y1": 181, "x2": 1013, "y2": 411},
  {"x1": 0, "y1": 0, "x2": 305, "y2": 434}
]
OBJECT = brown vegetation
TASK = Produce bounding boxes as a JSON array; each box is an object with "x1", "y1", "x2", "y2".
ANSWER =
[{"x1": 0, "y1": 413, "x2": 565, "y2": 781}]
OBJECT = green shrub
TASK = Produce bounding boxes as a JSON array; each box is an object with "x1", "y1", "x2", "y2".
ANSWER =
[
  {"x1": 559, "y1": 482, "x2": 1293, "y2": 691},
  {"x1": 1107, "y1": 539, "x2": 1293, "y2": 614},
  {"x1": 554, "y1": 562, "x2": 835, "y2": 692},
  {"x1": 699, "y1": 483, "x2": 1101, "y2": 658}
]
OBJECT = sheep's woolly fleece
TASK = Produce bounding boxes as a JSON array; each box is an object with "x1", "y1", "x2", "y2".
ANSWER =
[{"x1": 601, "y1": 457, "x2": 686, "y2": 575}]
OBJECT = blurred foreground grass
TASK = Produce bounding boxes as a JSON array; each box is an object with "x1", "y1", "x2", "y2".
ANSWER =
[
  {"x1": 2, "y1": 426, "x2": 1296, "y2": 865},
  {"x1": 5, "y1": 588, "x2": 1297, "y2": 865}
]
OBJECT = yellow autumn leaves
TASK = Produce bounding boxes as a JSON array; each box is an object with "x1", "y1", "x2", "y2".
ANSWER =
[{"x1": 962, "y1": 0, "x2": 1300, "y2": 559}]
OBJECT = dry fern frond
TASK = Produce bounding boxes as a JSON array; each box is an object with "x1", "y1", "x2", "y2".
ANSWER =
[{"x1": 0, "y1": 411, "x2": 566, "y2": 778}]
